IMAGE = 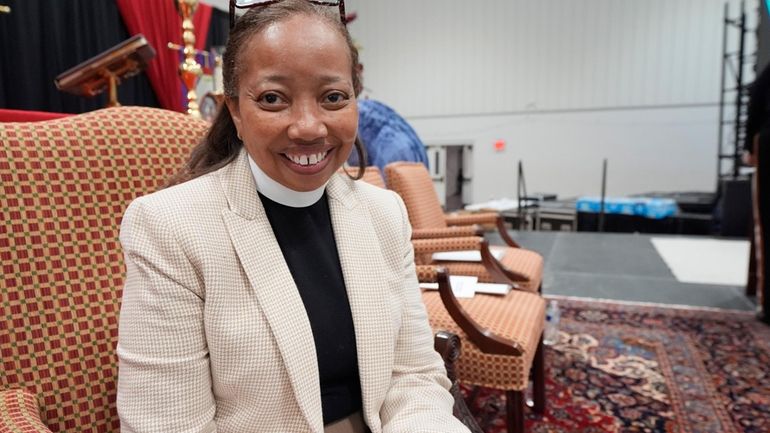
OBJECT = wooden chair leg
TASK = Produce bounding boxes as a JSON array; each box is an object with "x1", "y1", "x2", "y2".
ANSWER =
[
  {"x1": 506, "y1": 390, "x2": 526, "y2": 433},
  {"x1": 532, "y1": 336, "x2": 546, "y2": 414}
]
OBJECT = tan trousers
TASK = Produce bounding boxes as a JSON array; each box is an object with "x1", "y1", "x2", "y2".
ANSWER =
[{"x1": 323, "y1": 411, "x2": 368, "y2": 433}]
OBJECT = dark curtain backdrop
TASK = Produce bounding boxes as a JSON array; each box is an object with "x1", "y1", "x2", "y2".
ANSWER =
[
  {"x1": 206, "y1": 7, "x2": 230, "y2": 51},
  {"x1": 0, "y1": 1, "x2": 229, "y2": 114},
  {"x1": 0, "y1": 0, "x2": 160, "y2": 113}
]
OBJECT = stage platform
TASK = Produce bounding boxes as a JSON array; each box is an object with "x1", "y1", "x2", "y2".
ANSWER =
[{"x1": 491, "y1": 230, "x2": 757, "y2": 311}]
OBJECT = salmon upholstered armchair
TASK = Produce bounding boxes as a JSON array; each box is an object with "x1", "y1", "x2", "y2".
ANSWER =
[
  {"x1": 417, "y1": 266, "x2": 545, "y2": 433},
  {"x1": 359, "y1": 166, "x2": 546, "y2": 432},
  {"x1": 0, "y1": 107, "x2": 208, "y2": 432},
  {"x1": 355, "y1": 165, "x2": 518, "y2": 287},
  {"x1": 360, "y1": 166, "x2": 546, "y2": 432},
  {"x1": 383, "y1": 162, "x2": 544, "y2": 292},
  {"x1": 338, "y1": 165, "x2": 387, "y2": 189}
]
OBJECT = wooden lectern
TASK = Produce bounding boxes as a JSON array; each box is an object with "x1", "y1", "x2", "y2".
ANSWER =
[{"x1": 55, "y1": 34, "x2": 155, "y2": 107}]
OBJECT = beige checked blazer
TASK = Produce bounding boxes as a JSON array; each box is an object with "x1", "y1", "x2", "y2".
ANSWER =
[{"x1": 117, "y1": 148, "x2": 469, "y2": 433}]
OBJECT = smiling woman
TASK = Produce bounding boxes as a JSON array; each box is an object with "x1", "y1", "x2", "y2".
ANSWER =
[
  {"x1": 167, "y1": 0, "x2": 365, "y2": 188},
  {"x1": 226, "y1": 13, "x2": 358, "y2": 191},
  {"x1": 115, "y1": 1, "x2": 470, "y2": 432}
]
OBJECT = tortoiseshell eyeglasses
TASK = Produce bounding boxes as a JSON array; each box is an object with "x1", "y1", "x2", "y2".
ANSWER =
[{"x1": 229, "y1": 0, "x2": 346, "y2": 29}]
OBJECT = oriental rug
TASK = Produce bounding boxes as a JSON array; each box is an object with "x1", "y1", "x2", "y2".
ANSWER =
[{"x1": 461, "y1": 296, "x2": 770, "y2": 433}]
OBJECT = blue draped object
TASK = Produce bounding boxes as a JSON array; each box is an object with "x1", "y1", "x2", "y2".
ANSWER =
[
  {"x1": 349, "y1": 99, "x2": 429, "y2": 173},
  {"x1": 576, "y1": 196, "x2": 679, "y2": 219}
]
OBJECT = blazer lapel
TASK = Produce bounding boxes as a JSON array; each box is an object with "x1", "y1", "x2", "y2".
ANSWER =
[
  {"x1": 326, "y1": 176, "x2": 392, "y2": 428},
  {"x1": 219, "y1": 149, "x2": 323, "y2": 432}
]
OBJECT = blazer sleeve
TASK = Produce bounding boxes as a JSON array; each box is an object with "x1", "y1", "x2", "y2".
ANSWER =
[
  {"x1": 117, "y1": 198, "x2": 218, "y2": 433},
  {"x1": 379, "y1": 195, "x2": 471, "y2": 433}
]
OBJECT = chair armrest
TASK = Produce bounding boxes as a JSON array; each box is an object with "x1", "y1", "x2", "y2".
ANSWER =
[
  {"x1": 414, "y1": 238, "x2": 515, "y2": 285},
  {"x1": 444, "y1": 212, "x2": 498, "y2": 227},
  {"x1": 412, "y1": 236, "x2": 484, "y2": 255},
  {"x1": 443, "y1": 213, "x2": 522, "y2": 248},
  {"x1": 494, "y1": 215, "x2": 521, "y2": 248},
  {"x1": 418, "y1": 267, "x2": 523, "y2": 356},
  {"x1": 0, "y1": 388, "x2": 53, "y2": 433},
  {"x1": 433, "y1": 331, "x2": 484, "y2": 433},
  {"x1": 433, "y1": 331, "x2": 461, "y2": 383},
  {"x1": 412, "y1": 226, "x2": 482, "y2": 239}
]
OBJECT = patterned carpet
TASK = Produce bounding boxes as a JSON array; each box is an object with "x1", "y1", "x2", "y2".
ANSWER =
[{"x1": 462, "y1": 296, "x2": 770, "y2": 433}]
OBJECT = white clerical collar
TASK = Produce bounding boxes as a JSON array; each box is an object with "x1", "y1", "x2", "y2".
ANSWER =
[{"x1": 248, "y1": 154, "x2": 327, "y2": 208}]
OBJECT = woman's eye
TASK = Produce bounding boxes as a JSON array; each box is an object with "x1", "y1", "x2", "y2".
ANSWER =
[
  {"x1": 324, "y1": 92, "x2": 349, "y2": 106},
  {"x1": 257, "y1": 92, "x2": 286, "y2": 106}
]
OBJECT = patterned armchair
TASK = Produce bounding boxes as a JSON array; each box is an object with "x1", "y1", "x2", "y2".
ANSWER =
[
  {"x1": 384, "y1": 162, "x2": 544, "y2": 292},
  {"x1": 0, "y1": 107, "x2": 208, "y2": 432},
  {"x1": 418, "y1": 266, "x2": 546, "y2": 433},
  {"x1": 358, "y1": 166, "x2": 546, "y2": 433}
]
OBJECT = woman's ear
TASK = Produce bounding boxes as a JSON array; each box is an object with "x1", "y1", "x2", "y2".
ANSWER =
[{"x1": 226, "y1": 97, "x2": 242, "y2": 137}]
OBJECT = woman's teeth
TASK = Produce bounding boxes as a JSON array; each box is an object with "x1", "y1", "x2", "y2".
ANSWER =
[{"x1": 287, "y1": 151, "x2": 328, "y2": 166}]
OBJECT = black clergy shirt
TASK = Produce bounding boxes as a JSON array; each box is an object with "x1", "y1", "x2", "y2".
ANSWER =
[{"x1": 259, "y1": 191, "x2": 363, "y2": 425}]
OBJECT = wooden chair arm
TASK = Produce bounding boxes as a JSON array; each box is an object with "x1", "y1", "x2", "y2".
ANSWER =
[
  {"x1": 412, "y1": 226, "x2": 482, "y2": 239},
  {"x1": 436, "y1": 268, "x2": 524, "y2": 356},
  {"x1": 495, "y1": 215, "x2": 521, "y2": 248},
  {"x1": 0, "y1": 389, "x2": 53, "y2": 433},
  {"x1": 419, "y1": 266, "x2": 524, "y2": 356},
  {"x1": 433, "y1": 331, "x2": 484, "y2": 433},
  {"x1": 434, "y1": 330, "x2": 462, "y2": 382},
  {"x1": 444, "y1": 213, "x2": 521, "y2": 248},
  {"x1": 414, "y1": 239, "x2": 521, "y2": 286}
]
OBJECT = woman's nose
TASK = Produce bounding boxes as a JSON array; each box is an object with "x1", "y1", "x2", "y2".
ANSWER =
[{"x1": 287, "y1": 103, "x2": 328, "y2": 142}]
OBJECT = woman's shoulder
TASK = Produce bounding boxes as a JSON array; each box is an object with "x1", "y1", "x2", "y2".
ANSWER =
[
  {"x1": 333, "y1": 173, "x2": 402, "y2": 210},
  {"x1": 123, "y1": 171, "x2": 226, "y2": 225},
  {"x1": 330, "y1": 174, "x2": 408, "y2": 235}
]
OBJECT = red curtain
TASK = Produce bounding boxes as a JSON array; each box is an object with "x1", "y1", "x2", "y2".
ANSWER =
[{"x1": 116, "y1": 0, "x2": 212, "y2": 112}]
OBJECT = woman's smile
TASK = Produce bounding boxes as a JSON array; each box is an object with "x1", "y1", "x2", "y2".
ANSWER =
[{"x1": 280, "y1": 147, "x2": 335, "y2": 174}]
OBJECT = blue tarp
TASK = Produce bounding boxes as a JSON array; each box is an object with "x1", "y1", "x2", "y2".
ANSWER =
[
  {"x1": 348, "y1": 99, "x2": 429, "y2": 173},
  {"x1": 576, "y1": 196, "x2": 679, "y2": 219}
]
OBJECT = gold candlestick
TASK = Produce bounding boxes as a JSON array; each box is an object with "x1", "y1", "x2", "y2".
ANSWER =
[{"x1": 175, "y1": 0, "x2": 202, "y2": 118}]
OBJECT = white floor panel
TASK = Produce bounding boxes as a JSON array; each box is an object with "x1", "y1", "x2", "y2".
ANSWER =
[{"x1": 650, "y1": 237, "x2": 750, "y2": 286}]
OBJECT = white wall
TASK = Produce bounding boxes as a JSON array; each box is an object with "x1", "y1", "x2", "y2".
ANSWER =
[
  {"x1": 204, "y1": 0, "x2": 229, "y2": 12},
  {"x1": 347, "y1": 0, "x2": 759, "y2": 201},
  {"x1": 412, "y1": 106, "x2": 719, "y2": 201}
]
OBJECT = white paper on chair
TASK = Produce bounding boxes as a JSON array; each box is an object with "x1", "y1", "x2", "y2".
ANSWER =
[
  {"x1": 475, "y1": 282, "x2": 512, "y2": 295},
  {"x1": 432, "y1": 247, "x2": 506, "y2": 262},
  {"x1": 418, "y1": 275, "x2": 477, "y2": 298}
]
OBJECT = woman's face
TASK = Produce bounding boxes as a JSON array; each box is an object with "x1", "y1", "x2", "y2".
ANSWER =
[{"x1": 227, "y1": 14, "x2": 358, "y2": 192}]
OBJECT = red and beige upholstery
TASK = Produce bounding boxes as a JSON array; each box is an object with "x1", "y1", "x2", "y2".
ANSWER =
[
  {"x1": 384, "y1": 161, "x2": 544, "y2": 291},
  {"x1": 416, "y1": 266, "x2": 545, "y2": 433},
  {"x1": 0, "y1": 107, "x2": 208, "y2": 432}
]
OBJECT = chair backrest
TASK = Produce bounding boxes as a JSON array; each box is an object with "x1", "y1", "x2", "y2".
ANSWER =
[
  {"x1": 384, "y1": 161, "x2": 447, "y2": 229},
  {"x1": 0, "y1": 106, "x2": 208, "y2": 432},
  {"x1": 337, "y1": 165, "x2": 387, "y2": 189},
  {"x1": 359, "y1": 166, "x2": 387, "y2": 188}
]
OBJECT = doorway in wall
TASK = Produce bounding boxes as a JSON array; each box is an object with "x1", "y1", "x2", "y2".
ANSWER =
[{"x1": 425, "y1": 142, "x2": 473, "y2": 212}]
